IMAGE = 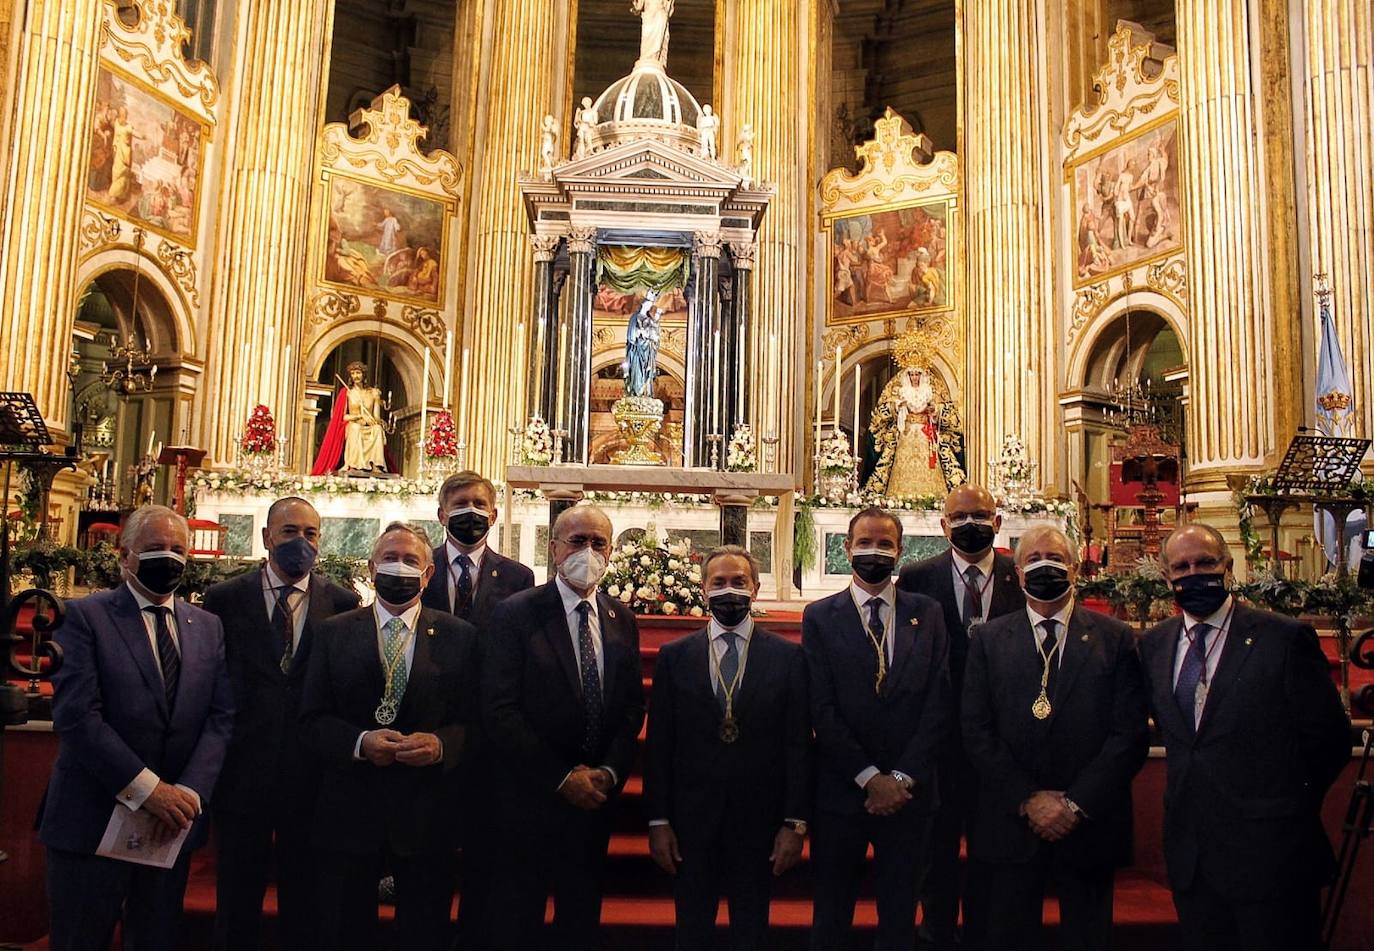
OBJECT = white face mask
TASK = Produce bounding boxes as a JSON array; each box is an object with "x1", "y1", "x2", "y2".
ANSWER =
[
  {"x1": 374, "y1": 561, "x2": 423, "y2": 578},
  {"x1": 558, "y1": 547, "x2": 609, "y2": 590}
]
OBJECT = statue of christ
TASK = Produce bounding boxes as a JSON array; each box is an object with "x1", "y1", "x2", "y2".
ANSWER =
[{"x1": 632, "y1": 0, "x2": 674, "y2": 68}]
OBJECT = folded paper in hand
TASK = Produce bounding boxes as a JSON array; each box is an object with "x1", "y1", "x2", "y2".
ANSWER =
[{"x1": 96, "y1": 805, "x2": 190, "y2": 869}]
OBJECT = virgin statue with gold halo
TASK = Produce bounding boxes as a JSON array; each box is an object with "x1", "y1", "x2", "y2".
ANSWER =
[{"x1": 865, "y1": 358, "x2": 966, "y2": 498}]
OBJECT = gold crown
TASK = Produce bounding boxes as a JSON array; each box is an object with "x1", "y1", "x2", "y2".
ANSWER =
[{"x1": 892, "y1": 323, "x2": 939, "y2": 370}]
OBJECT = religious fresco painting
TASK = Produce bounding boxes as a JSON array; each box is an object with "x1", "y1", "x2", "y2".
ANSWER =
[
  {"x1": 827, "y1": 198, "x2": 951, "y2": 324},
  {"x1": 86, "y1": 66, "x2": 207, "y2": 246},
  {"x1": 1069, "y1": 115, "x2": 1181, "y2": 286},
  {"x1": 320, "y1": 172, "x2": 448, "y2": 304}
]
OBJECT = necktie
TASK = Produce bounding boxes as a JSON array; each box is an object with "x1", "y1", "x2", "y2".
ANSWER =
[
  {"x1": 716, "y1": 631, "x2": 739, "y2": 712},
  {"x1": 576, "y1": 602, "x2": 603, "y2": 755},
  {"x1": 963, "y1": 564, "x2": 984, "y2": 625},
  {"x1": 273, "y1": 585, "x2": 295, "y2": 673},
  {"x1": 382, "y1": 616, "x2": 410, "y2": 706},
  {"x1": 454, "y1": 553, "x2": 473, "y2": 619},
  {"x1": 1174, "y1": 623, "x2": 1211, "y2": 730},
  {"x1": 1039, "y1": 619, "x2": 1060, "y2": 701},
  {"x1": 144, "y1": 605, "x2": 179, "y2": 709}
]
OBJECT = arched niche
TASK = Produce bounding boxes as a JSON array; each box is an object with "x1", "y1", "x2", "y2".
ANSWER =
[
  {"x1": 587, "y1": 351, "x2": 687, "y2": 466},
  {"x1": 76, "y1": 250, "x2": 195, "y2": 358}
]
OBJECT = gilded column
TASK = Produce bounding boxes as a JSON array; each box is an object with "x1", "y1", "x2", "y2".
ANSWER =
[
  {"x1": 685, "y1": 231, "x2": 722, "y2": 468},
  {"x1": 964, "y1": 0, "x2": 1057, "y2": 483},
  {"x1": 462, "y1": 0, "x2": 564, "y2": 477},
  {"x1": 564, "y1": 226, "x2": 596, "y2": 465},
  {"x1": 1302, "y1": 0, "x2": 1374, "y2": 440},
  {"x1": 528, "y1": 233, "x2": 561, "y2": 422},
  {"x1": 728, "y1": 240, "x2": 756, "y2": 435},
  {"x1": 727, "y1": 0, "x2": 806, "y2": 472},
  {"x1": 201, "y1": 0, "x2": 331, "y2": 463},
  {"x1": 0, "y1": 1, "x2": 104, "y2": 434},
  {"x1": 1176, "y1": 1, "x2": 1302, "y2": 490}
]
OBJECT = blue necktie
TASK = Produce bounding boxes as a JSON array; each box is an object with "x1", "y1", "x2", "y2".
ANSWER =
[
  {"x1": 454, "y1": 553, "x2": 473, "y2": 619},
  {"x1": 576, "y1": 602, "x2": 603, "y2": 755},
  {"x1": 1174, "y1": 623, "x2": 1211, "y2": 730},
  {"x1": 144, "y1": 605, "x2": 179, "y2": 708},
  {"x1": 716, "y1": 631, "x2": 739, "y2": 712}
]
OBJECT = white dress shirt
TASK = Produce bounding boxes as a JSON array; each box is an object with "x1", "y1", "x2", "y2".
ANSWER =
[
  {"x1": 556, "y1": 575, "x2": 605, "y2": 682},
  {"x1": 1172, "y1": 594, "x2": 1234, "y2": 691},
  {"x1": 262, "y1": 564, "x2": 310, "y2": 650},
  {"x1": 353, "y1": 600, "x2": 424, "y2": 759},
  {"x1": 444, "y1": 538, "x2": 486, "y2": 611},
  {"x1": 951, "y1": 548, "x2": 997, "y2": 623},
  {"x1": 118, "y1": 583, "x2": 200, "y2": 813},
  {"x1": 848, "y1": 580, "x2": 897, "y2": 789},
  {"x1": 707, "y1": 615, "x2": 754, "y2": 691},
  {"x1": 1026, "y1": 598, "x2": 1075, "y2": 669}
]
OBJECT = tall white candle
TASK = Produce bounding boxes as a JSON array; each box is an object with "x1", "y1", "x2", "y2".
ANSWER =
[
  {"x1": 712, "y1": 328, "x2": 722, "y2": 434},
  {"x1": 146, "y1": 428, "x2": 155, "y2": 457},
  {"x1": 263, "y1": 326, "x2": 274, "y2": 408},
  {"x1": 768, "y1": 332, "x2": 778, "y2": 432},
  {"x1": 814, "y1": 358, "x2": 822, "y2": 440},
  {"x1": 443, "y1": 330, "x2": 454, "y2": 410},
  {"x1": 282, "y1": 343, "x2": 292, "y2": 421},
  {"x1": 240, "y1": 342, "x2": 251, "y2": 426},
  {"x1": 556, "y1": 321, "x2": 569, "y2": 430},
  {"x1": 420, "y1": 347, "x2": 431, "y2": 451},
  {"x1": 852, "y1": 364, "x2": 861, "y2": 456},
  {"x1": 514, "y1": 321, "x2": 526, "y2": 424},
  {"x1": 833, "y1": 345, "x2": 842, "y2": 433},
  {"x1": 459, "y1": 348, "x2": 470, "y2": 439}
]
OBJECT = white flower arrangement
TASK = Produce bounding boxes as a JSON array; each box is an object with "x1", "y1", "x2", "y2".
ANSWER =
[
  {"x1": 818, "y1": 431, "x2": 855, "y2": 475},
  {"x1": 726, "y1": 424, "x2": 758, "y2": 472},
  {"x1": 191, "y1": 471, "x2": 443, "y2": 501},
  {"x1": 600, "y1": 531, "x2": 709, "y2": 617},
  {"x1": 521, "y1": 416, "x2": 554, "y2": 465}
]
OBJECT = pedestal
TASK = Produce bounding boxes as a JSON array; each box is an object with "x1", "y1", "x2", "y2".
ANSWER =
[{"x1": 716, "y1": 492, "x2": 756, "y2": 548}]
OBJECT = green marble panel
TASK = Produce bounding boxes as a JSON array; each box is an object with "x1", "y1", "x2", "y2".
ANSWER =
[
  {"x1": 749, "y1": 531, "x2": 774, "y2": 574},
  {"x1": 824, "y1": 532, "x2": 948, "y2": 575},
  {"x1": 321, "y1": 516, "x2": 381, "y2": 559},
  {"x1": 219, "y1": 513, "x2": 254, "y2": 558},
  {"x1": 417, "y1": 520, "x2": 444, "y2": 547},
  {"x1": 667, "y1": 528, "x2": 720, "y2": 555},
  {"x1": 534, "y1": 525, "x2": 550, "y2": 566}
]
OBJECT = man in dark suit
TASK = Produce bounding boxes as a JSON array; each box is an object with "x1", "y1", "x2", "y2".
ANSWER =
[
  {"x1": 962, "y1": 525, "x2": 1148, "y2": 950},
  {"x1": 1141, "y1": 524, "x2": 1349, "y2": 951},
  {"x1": 421, "y1": 470, "x2": 535, "y2": 627},
  {"x1": 898, "y1": 484, "x2": 1025, "y2": 950},
  {"x1": 645, "y1": 545, "x2": 811, "y2": 949},
  {"x1": 418, "y1": 470, "x2": 534, "y2": 948},
  {"x1": 203, "y1": 496, "x2": 360, "y2": 951},
  {"x1": 40, "y1": 504, "x2": 234, "y2": 950},
  {"x1": 299, "y1": 521, "x2": 479, "y2": 951},
  {"x1": 803, "y1": 506, "x2": 952, "y2": 951},
  {"x1": 482, "y1": 503, "x2": 646, "y2": 951}
]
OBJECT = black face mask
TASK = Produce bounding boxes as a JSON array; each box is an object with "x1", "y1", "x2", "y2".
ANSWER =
[
  {"x1": 273, "y1": 536, "x2": 318, "y2": 579},
  {"x1": 850, "y1": 552, "x2": 896, "y2": 586},
  {"x1": 708, "y1": 591, "x2": 752, "y2": 628},
  {"x1": 135, "y1": 553, "x2": 186, "y2": 597},
  {"x1": 374, "y1": 573, "x2": 422, "y2": 606},
  {"x1": 949, "y1": 521, "x2": 996, "y2": 556},
  {"x1": 1172, "y1": 572, "x2": 1229, "y2": 617},
  {"x1": 446, "y1": 509, "x2": 491, "y2": 547},
  {"x1": 1022, "y1": 562, "x2": 1072, "y2": 602}
]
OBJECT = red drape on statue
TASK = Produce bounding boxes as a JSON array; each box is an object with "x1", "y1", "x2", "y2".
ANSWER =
[{"x1": 310, "y1": 387, "x2": 348, "y2": 475}]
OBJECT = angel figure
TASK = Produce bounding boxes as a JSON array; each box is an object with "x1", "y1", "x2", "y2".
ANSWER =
[
  {"x1": 575, "y1": 96, "x2": 598, "y2": 159},
  {"x1": 539, "y1": 114, "x2": 560, "y2": 181},
  {"x1": 697, "y1": 104, "x2": 720, "y2": 160},
  {"x1": 736, "y1": 123, "x2": 754, "y2": 189}
]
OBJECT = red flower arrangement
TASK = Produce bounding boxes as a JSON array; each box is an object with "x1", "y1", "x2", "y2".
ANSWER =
[
  {"x1": 241, "y1": 404, "x2": 277, "y2": 455},
  {"x1": 424, "y1": 409, "x2": 458, "y2": 458}
]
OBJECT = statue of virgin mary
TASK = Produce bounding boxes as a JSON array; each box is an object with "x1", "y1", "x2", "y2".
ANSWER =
[
  {"x1": 864, "y1": 365, "x2": 966, "y2": 497},
  {"x1": 632, "y1": 0, "x2": 674, "y2": 67},
  {"x1": 624, "y1": 291, "x2": 663, "y2": 398}
]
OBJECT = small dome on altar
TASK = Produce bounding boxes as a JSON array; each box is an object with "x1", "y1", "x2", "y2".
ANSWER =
[{"x1": 589, "y1": 61, "x2": 703, "y2": 154}]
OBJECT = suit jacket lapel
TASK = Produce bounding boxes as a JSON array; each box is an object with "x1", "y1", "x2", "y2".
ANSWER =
[
  {"x1": 107, "y1": 585, "x2": 169, "y2": 720},
  {"x1": 301, "y1": 572, "x2": 333, "y2": 656},
  {"x1": 885, "y1": 593, "x2": 920, "y2": 691},
  {"x1": 541, "y1": 584, "x2": 583, "y2": 699},
  {"x1": 400, "y1": 609, "x2": 439, "y2": 718},
  {"x1": 1195, "y1": 605, "x2": 1257, "y2": 738},
  {"x1": 989, "y1": 553, "x2": 1022, "y2": 617},
  {"x1": 685, "y1": 628, "x2": 719, "y2": 715},
  {"x1": 596, "y1": 592, "x2": 625, "y2": 702},
  {"x1": 933, "y1": 553, "x2": 961, "y2": 630},
  {"x1": 474, "y1": 553, "x2": 508, "y2": 621},
  {"x1": 1049, "y1": 606, "x2": 1093, "y2": 721},
  {"x1": 1150, "y1": 617, "x2": 1191, "y2": 738}
]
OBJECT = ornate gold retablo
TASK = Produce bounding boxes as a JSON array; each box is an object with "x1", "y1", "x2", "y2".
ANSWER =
[{"x1": 610, "y1": 395, "x2": 667, "y2": 466}]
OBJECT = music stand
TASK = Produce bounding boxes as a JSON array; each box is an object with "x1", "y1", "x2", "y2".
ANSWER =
[
  {"x1": 1269, "y1": 434, "x2": 1370, "y2": 496},
  {"x1": 157, "y1": 445, "x2": 207, "y2": 516}
]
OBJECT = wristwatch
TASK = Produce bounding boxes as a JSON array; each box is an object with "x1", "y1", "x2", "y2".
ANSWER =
[
  {"x1": 783, "y1": 819, "x2": 808, "y2": 837},
  {"x1": 890, "y1": 770, "x2": 914, "y2": 790},
  {"x1": 1062, "y1": 796, "x2": 1084, "y2": 817}
]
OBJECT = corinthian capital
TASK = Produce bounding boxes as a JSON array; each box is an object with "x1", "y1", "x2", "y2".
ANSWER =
[
  {"x1": 529, "y1": 233, "x2": 561, "y2": 263},
  {"x1": 693, "y1": 231, "x2": 724, "y2": 259},
  {"x1": 728, "y1": 241, "x2": 756, "y2": 270},
  {"x1": 568, "y1": 226, "x2": 598, "y2": 255}
]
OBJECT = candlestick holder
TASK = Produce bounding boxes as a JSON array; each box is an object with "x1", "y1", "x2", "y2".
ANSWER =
[
  {"x1": 552, "y1": 429, "x2": 569, "y2": 466},
  {"x1": 507, "y1": 424, "x2": 523, "y2": 467},
  {"x1": 456, "y1": 439, "x2": 468, "y2": 470},
  {"x1": 706, "y1": 433, "x2": 723, "y2": 471},
  {"x1": 762, "y1": 431, "x2": 779, "y2": 472}
]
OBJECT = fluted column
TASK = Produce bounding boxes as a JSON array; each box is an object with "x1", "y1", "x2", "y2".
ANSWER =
[
  {"x1": 964, "y1": 1, "x2": 1057, "y2": 485},
  {"x1": 1176, "y1": 2, "x2": 1302, "y2": 488},
  {"x1": 686, "y1": 231, "x2": 722, "y2": 467},
  {"x1": 564, "y1": 227, "x2": 596, "y2": 465},
  {"x1": 463, "y1": 0, "x2": 564, "y2": 477},
  {"x1": 201, "y1": 0, "x2": 330, "y2": 463},
  {"x1": 1302, "y1": 0, "x2": 1374, "y2": 440},
  {"x1": 528, "y1": 233, "x2": 561, "y2": 422},
  {"x1": 0, "y1": 1, "x2": 104, "y2": 434},
  {"x1": 728, "y1": 0, "x2": 805, "y2": 473},
  {"x1": 728, "y1": 241, "x2": 755, "y2": 435}
]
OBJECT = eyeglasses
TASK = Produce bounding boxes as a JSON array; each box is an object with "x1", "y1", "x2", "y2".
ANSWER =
[
  {"x1": 556, "y1": 534, "x2": 610, "y2": 553},
  {"x1": 946, "y1": 514, "x2": 996, "y2": 527}
]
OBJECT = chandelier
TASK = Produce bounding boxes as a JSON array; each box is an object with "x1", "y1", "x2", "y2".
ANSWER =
[{"x1": 101, "y1": 334, "x2": 158, "y2": 395}]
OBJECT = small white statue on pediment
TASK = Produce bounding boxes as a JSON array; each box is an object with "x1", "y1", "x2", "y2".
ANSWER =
[
  {"x1": 697, "y1": 104, "x2": 720, "y2": 160},
  {"x1": 539, "y1": 114, "x2": 560, "y2": 181},
  {"x1": 736, "y1": 123, "x2": 754, "y2": 189},
  {"x1": 575, "y1": 97, "x2": 598, "y2": 159}
]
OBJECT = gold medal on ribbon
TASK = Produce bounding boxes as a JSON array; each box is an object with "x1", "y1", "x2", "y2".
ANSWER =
[
  {"x1": 1031, "y1": 692, "x2": 1052, "y2": 720},
  {"x1": 718, "y1": 716, "x2": 740, "y2": 744},
  {"x1": 374, "y1": 699, "x2": 398, "y2": 725}
]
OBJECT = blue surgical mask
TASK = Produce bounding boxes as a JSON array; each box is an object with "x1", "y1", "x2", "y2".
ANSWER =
[{"x1": 273, "y1": 535, "x2": 318, "y2": 580}]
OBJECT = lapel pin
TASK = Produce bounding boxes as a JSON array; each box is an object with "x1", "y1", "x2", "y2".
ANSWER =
[
  {"x1": 1244, "y1": 637, "x2": 1253, "y2": 646},
  {"x1": 608, "y1": 608, "x2": 617, "y2": 620},
  {"x1": 491, "y1": 569, "x2": 498, "y2": 577},
  {"x1": 426, "y1": 627, "x2": 435, "y2": 637},
  {"x1": 910, "y1": 617, "x2": 919, "y2": 626},
  {"x1": 1081, "y1": 634, "x2": 1090, "y2": 642}
]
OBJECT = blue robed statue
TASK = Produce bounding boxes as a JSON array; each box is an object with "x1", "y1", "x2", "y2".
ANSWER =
[{"x1": 624, "y1": 290, "x2": 663, "y2": 398}]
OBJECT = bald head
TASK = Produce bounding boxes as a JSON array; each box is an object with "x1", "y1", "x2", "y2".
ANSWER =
[
  {"x1": 942, "y1": 484, "x2": 1001, "y2": 557},
  {"x1": 550, "y1": 504, "x2": 614, "y2": 596},
  {"x1": 1162, "y1": 523, "x2": 1233, "y2": 580}
]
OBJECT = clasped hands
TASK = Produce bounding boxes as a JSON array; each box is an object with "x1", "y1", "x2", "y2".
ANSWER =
[
  {"x1": 361, "y1": 729, "x2": 443, "y2": 767},
  {"x1": 1022, "y1": 790, "x2": 1080, "y2": 842},
  {"x1": 864, "y1": 773, "x2": 913, "y2": 817},
  {"x1": 559, "y1": 764, "x2": 614, "y2": 811},
  {"x1": 648, "y1": 823, "x2": 804, "y2": 878},
  {"x1": 142, "y1": 781, "x2": 201, "y2": 845}
]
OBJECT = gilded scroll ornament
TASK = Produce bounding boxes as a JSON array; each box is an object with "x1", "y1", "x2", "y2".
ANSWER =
[
  {"x1": 318, "y1": 87, "x2": 463, "y2": 195},
  {"x1": 400, "y1": 305, "x2": 445, "y2": 349},
  {"x1": 1146, "y1": 258, "x2": 1188, "y2": 301},
  {"x1": 1063, "y1": 26, "x2": 1180, "y2": 152},
  {"x1": 818, "y1": 109, "x2": 956, "y2": 207},
  {"x1": 103, "y1": 0, "x2": 219, "y2": 115},
  {"x1": 309, "y1": 289, "x2": 361, "y2": 327},
  {"x1": 155, "y1": 238, "x2": 200, "y2": 307},
  {"x1": 80, "y1": 211, "x2": 122, "y2": 254},
  {"x1": 1070, "y1": 283, "x2": 1112, "y2": 340},
  {"x1": 821, "y1": 324, "x2": 870, "y2": 358}
]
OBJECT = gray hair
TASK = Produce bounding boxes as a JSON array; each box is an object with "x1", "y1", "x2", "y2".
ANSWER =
[
  {"x1": 1014, "y1": 525, "x2": 1079, "y2": 565},
  {"x1": 372, "y1": 521, "x2": 434, "y2": 564},
  {"x1": 121, "y1": 504, "x2": 189, "y2": 552},
  {"x1": 702, "y1": 544, "x2": 760, "y2": 585}
]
